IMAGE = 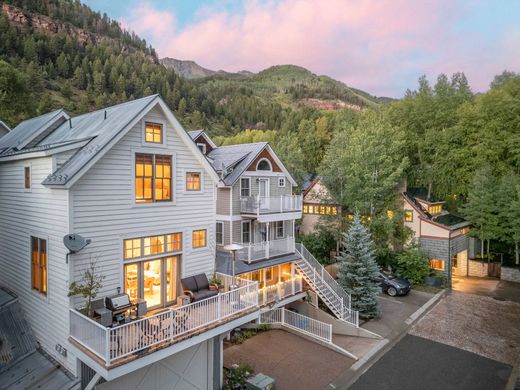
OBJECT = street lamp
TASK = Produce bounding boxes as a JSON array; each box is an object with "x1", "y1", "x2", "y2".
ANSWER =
[{"x1": 224, "y1": 243, "x2": 243, "y2": 290}]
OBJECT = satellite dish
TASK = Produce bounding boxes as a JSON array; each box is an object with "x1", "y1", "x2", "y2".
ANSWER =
[{"x1": 63, "y1": 234, "x2": 91, "y2": 253}]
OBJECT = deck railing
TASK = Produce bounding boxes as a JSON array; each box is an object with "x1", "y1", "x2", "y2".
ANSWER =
[
  {"x1": 236, "y1": 237, "x2": 295, "y2": 263},
  {"x1": 257, "y1": 275, "x2": 303, "y2": 306},
  {"x1": 69, "y1": 273, "x2": 258, "y2": 365},
  {"x1": 259, "y1": 308, "x2": 332, "y2": 343},
  {"x1": 240, "y1": 195, "x2": 302, "y2": 215}
]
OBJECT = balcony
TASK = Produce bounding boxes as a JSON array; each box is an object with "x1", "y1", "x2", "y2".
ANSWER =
[
  {"x1": 236, "y1": 237, "x2": 295, "y2": 263},
  {"x1": 69, "y1": 274, "x2": 258, "y2": 368},
  {"x1": 240, "y1": 195, "x2": 302, "y2": 221},
  {"x1": 257, "y1": 275, "x2": 303, "y2": 306}
]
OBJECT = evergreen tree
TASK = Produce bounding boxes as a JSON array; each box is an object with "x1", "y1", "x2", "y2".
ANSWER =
[{"x1": 337, "y1": 214, "x2": 381, "y2": 318}]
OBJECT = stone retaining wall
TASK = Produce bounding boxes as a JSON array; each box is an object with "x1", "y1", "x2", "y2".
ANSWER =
[
  {"x1": 501, "y1": 266, "x2": 520, "y2": 283},
  {"x1": 468, "y1": 260, "x2": 488, "y2": 277}
]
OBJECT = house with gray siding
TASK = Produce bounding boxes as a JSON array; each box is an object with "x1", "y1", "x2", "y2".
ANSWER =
[
  {"x1": 190, "y1": 132, "x2": 359, "y2": 325},
  {"x1": 401, "y1": 188, "x2": 471, "y2": 285},
  {"x1": 0, "y1": 95, "x2": 260, "y2": 390}
]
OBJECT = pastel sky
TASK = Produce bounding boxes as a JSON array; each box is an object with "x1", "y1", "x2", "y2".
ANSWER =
[{"x1": 83, "y1": 0, "x2": 520, "y2": 97}]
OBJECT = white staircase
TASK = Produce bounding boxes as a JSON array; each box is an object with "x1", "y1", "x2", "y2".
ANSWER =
[{"x1": 295, "y1": 243, "x2": 359, "y2": 327}]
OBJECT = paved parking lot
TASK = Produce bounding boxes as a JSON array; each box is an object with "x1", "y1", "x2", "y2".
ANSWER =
[
  {"x1": 224, "y1": 330, "x2": 355, "y2": 390},
  {"x1": 349, "y1": 334, "x2": 512, "y2": 390}
]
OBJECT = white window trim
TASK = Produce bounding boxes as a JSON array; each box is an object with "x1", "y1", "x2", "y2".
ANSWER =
[
  {"x1": 278, "y1": 177, "x2": 286, "y2": 187},
  {"x1": 141, "y1": 119, "x2": 168, "y2": 148},
  {"x1": 24, "y1": 164, "x2": 32, "y2": 192},
  {"x1": 256, "y1": 158, "x2": 272, "y2": 171},
  {"x1": 216, "y1": 221, "x2": 224, "y2": 245},
  {"x1": 240, "y1": 177, "x2": 251, "y2": 197},
  {"x1": 132, "y1": 149, "x2": 176, "y2": 207},
  {"x1": 196, "y1": 143, "x2": 207, "y2": 154},
  {"x1": 276, "y1": 221, "x2": 284, "y2": 238},
  {"x1": 184, "y1": 169, "x2": 204, "y2": 193},
  {"x1": 29, "y1": 232, "x2": 50, "y2": 302},
  {"x1": 192, "y1": 229, "x2": 208, "y2": 249},
  {"x1": 241, "y1": 221, "x2": 251, "y2": 244}
]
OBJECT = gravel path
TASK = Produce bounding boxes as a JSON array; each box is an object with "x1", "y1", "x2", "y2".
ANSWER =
[{"x1": 410, "y1": 291, "x2": 520, "y2": 365}]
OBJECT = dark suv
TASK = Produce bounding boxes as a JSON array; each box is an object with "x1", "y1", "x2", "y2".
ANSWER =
[{"x1": 375, "y1": 271, "x2": 411, "y2": 296}]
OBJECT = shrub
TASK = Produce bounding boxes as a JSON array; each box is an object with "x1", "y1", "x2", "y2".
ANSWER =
[
  {"x1": 395, "y1": 247, "x2": 430, "y2": 286},
  {"x1": 299, "y1": 229, "x2": 336, "y2": 264},
  {"x1": 257, "y1": 323, "x2": 270, "y2": 332},
  {"x1": 223, "y1": 363, "x2": 253, "y2": 390}
]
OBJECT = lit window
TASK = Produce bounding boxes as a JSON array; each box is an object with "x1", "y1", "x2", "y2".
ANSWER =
[
  {"x1": 429, "y1": 204, "x2": 442, "y2": 215},
  {"x1": 145, "y1": 122, "x2": 162, "y2": 143},
  {"x1": 124, "y1": 238, "x2": 142, "y2": 259},
  {"x1": 31, "y1": 237, "x2": 47, "y2": 295},
  {"x1": 216, "y1": 222, "x2": 224, "y2": 245},
  {"x1": 332, "y1": 207, "x2": 338, "y2": 215},
  {"x1": 186, "y1": 172, "x2": 201, "y2": 191},
  {"x1": 166, "y1": 233, "x2": 182, "y2": 252},
  {"x1": 308, "y1": 205, "x2": 314, "y2": 214},
  {"x1": 278, "y1": 177, "x2": 286, "y2": 187},
  {"x1": 125, "y1": 232, "x2": 181, "y2": 260},
  {"x1": 24, "y1": 166, "x2": 31, "y2": 189},
  {"x1": 320, "y1": 206, "x2": 325, "y2": 215},
  {"x1": 257, "y1": 159, "x2": 271, "y2": 171},
  {"x1": 325, "y1": 206, "x2": 331, "y2": 215},
  {"x1": 242, "y1": 221, "x2": 251, "y2": 243},
  {"x1": 404, "y1": 210, "x2": 413, "y2": 222},
  {"x1": 387, "y1": 210, "x2": 394, "y2": 219},
  {"x1": 144, "y1": 235, "x2": 165, "y2": 256},
  {"x1": 276, "y1": 221, "x2": 284, "y2": 238},
  {"x1": 135, "y1": 154, "x2": 171, "y2": 203},
  {"x1": 193, "y1": 229, "x2": 207, "y2": 248},
  {"x1": 303, "y1": 205, "x2": 308, "y2": 214},
  {"x1": 430, "y1": 259, "x2": 445, "y2": 270},
  {"x1": 241, "y1": 178, "x2": 250, "y2": 197},
  {"x1": 347, "y1": 214, "x2": 354, "y2": 220}
]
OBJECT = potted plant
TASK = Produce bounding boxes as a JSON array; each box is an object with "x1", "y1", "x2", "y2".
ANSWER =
[
  {"x1": 209, "y1": 274, "x2": 224, "y2": 291},
  {"x1": 68, "y1": 261, "x2": 105, "y2": 317}
]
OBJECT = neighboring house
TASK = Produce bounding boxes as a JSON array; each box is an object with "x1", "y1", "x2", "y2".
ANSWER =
[
  {"x1": 0, "y1": 95, "x2": 259, "y2": 390},
  {"x1": 189, "y1": 132, "x2": 358, "y2": 324},
  {"x1": 300, "y1": 178, "x2": 470, "y2": 285},
  {"x1": 401, "y1": 188, "x2": 471, "y2": 283},
  {"x1": 301, "y1": 175, "x2": 341, "y2": 235}
]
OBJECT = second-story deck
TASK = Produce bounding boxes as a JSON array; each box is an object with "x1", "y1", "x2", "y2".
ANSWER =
[
  {"x1": 240, "y1": 195, "x2": 302, "y2": 221},
  {"x1": 69, "y1": 273, "x2": 258, "y2": 377}
]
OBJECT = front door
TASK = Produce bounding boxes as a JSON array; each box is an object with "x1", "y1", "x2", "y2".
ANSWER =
[{"x1": 259, "y1": 179, "x2": 269, "y2": 210}]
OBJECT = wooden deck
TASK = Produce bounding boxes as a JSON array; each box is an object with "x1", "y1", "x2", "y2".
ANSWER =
[{"x1": 70, "y1": 306, "x2": 257, "y2": 369}]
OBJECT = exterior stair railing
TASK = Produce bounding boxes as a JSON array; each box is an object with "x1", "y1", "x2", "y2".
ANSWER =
[{"x1": 295, "y1": 242, "x2": 359, "y2": 327}]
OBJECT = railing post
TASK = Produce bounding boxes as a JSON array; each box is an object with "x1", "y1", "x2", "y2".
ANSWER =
[
  {"x1": 281, "y1": 308, "x2": 285, "y2": 324},
  {"x1": 105, "y1": 328, "x2": 110, "y2": 364},
  {"x1": 170, "y1": 309, "x2": 174, "y2": 339},
  {"x1": 217, "y1": 294, "x2": 222, "y2": 319}
]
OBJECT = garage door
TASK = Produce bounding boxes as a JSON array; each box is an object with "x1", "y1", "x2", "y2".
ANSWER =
[{"x1": 96, "y1": 340, "x2": 211, "y2": 390}]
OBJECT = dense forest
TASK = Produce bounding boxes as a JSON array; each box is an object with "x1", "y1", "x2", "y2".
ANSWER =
[{"x1": 1, "y1": 0, "x2": 520, "y2": 266}]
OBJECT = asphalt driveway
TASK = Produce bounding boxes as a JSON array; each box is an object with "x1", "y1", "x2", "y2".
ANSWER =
[
  {"x1": 452, "y1": 275, "x2": 520, "y2": 303},
  {"x1": 349, "y1": 334, "x2": 512, "y2": 390}
]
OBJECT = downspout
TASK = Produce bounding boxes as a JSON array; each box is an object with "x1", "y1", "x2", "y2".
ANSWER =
[{"x1": 447, "y1": 232, "x2": 452, "y2": 289}]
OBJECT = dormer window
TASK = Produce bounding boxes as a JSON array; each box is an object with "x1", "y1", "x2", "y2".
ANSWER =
[
  {"x1": 145, "y1": 122, "x2": 163, "y2": 144},
  {"x1": 429, "y1": 204, "x2": 442, "y2": 215},
  {"x1": 257, "y1": 159, "x2": 272, "y2": 171}
]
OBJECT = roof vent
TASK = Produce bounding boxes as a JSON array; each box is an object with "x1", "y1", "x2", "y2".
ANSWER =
[{"x1": 104, "y1": 110, "x2": 107, "y2": 120}]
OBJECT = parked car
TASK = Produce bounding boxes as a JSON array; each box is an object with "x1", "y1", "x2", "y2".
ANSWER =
[{"x1": 375, "y1": 271, "x2": 411, "y2": 296}]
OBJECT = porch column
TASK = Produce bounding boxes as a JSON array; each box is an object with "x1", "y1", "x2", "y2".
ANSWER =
[
  {"x1": 266, "y1": 223, "x2": 270, "y2": 258},
  {"x1": 291, "y1": 263, "x2": 295, "y2": 295},
  {"x1": 292, "y1": 220, "x2": 295, "y2": 252}
]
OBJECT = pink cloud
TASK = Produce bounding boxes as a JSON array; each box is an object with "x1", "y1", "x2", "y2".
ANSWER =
[{"x1": 123, "y1": 0, "x2": 520, "y2": 96}]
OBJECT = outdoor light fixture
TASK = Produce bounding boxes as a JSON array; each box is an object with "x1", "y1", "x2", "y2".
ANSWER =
[{"x1": 223, "y1": 243, "x2": 243, "y2": 290}]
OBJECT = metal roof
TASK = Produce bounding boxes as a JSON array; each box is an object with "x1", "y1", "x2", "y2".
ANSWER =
[
  {"x1": 207, "y1": 142, "x2": 268, "y2": 185},
  {"x1": 0, "y1": 109, "x2": 68, "y2": 151}
]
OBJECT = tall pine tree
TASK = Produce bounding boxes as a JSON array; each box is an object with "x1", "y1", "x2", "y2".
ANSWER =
[{"x1": 337, "y1": 214, "x2": 381, "y2": 318}]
